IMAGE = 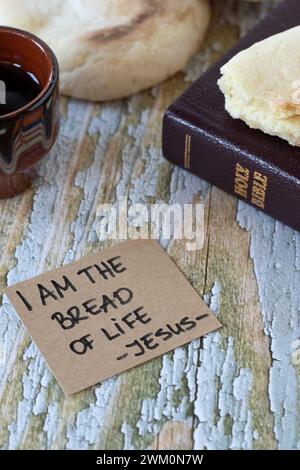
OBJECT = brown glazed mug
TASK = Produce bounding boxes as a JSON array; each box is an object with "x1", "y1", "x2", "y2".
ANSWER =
[{"x1": 0, "y1": 26, "x2": 60, "y2": 198}]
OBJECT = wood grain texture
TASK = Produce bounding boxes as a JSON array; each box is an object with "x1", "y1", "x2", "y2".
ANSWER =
[{"x1": 0, "y1": 0, "x2": 298, "y2": 450}]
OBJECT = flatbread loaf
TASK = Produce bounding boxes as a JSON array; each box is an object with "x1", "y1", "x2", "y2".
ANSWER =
[
  {"x1": 0, "y1": 0, "x2": 210, "y2": 101},
  {"x1": 218, "y1": 26, "x2": 300, "y2": 147}
]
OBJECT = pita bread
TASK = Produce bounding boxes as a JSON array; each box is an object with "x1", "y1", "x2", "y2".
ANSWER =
[
  {"x1": 0, "y1": 0, "x2": 210, "y2": 101},
  {"x1": 218, "y1": 26, "x2": 300, "y2": 147}
]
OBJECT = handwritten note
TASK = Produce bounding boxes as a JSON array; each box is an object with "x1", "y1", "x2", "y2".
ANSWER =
[{"x1": 5, "y1": 240, "x2": 221, "y2": 395}]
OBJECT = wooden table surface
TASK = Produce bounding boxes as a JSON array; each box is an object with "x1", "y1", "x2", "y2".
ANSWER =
[{"x1": 0, "y1": 0, "x2": 299, "y2": 450}]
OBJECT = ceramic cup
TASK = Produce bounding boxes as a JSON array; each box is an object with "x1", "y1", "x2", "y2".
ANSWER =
[{"x1": 0, "y1": 26, "x2": 60, "y2": 198}]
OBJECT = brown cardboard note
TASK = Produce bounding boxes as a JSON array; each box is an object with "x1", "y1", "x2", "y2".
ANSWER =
[{"x1": 5, "y1": 240, "x2": 221, "y2": 395}]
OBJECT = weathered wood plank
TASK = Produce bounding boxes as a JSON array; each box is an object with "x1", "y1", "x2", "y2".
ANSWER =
[{"x1": 0, "y1": 0, "x2": 298, "y2": 450}]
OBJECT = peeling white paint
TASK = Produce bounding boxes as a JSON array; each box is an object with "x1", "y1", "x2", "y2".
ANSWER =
[
  {"x1": 237, "y1": 203, "x2": 300, "y2": 450},
  {"x1": 209, "y1": 281, "x2": 222, "y2": 315},
  {"x1": 44, "y1": 402, "x2": 59, "y2": 449},
  {"x1": 74, "y1": 103, "x2": 123, "y2": 253},
  {"x1": 225, "y1": 0, "x2": 278, "y2": 37},
  {"x1": 8, "y1": 343, "x2": 49, "y2": 449},
  {"x1": 66, "y1": 378, "x2": 117, "y2": 450},
  {"x1": 193, "y1": 334, "x2": 253, "y2": 450},
  {"x1": 137, "y1": 351, "x2": 190, "y2": 437},
  {"x1": 121, "y1": 422, "x2": 135, "y2": 451}
]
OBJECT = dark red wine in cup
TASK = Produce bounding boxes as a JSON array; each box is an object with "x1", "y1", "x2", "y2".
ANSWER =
[{"x1": 0, "y1": 61, "x2": 41, "y2": 116}]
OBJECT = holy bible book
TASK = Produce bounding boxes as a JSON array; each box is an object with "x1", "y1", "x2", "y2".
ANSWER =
[{"x1": 163, "y1": 0, "x2": 300, "y2": 232}]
